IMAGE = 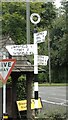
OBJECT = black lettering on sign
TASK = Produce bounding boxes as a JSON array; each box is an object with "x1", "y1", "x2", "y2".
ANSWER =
[
  {"x1": 0, "y1": 62, "x2": 11, "y2": 68},
  {"x1": 4, "y1": 68, "x2": 9, "y2": 71},
  {"x1": 8, "y1": 62, "x2": 11, "y2": 67},
  {"x1": 0, "y1": 68, "x2": 8, "y2": 71},
  {"x1": 4, "y1": 62, "x2": 7, "y2": 67}
]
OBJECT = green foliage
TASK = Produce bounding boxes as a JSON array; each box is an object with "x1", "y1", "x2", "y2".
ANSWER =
[
  {"x1": 38, "y1": 72, "x2": 46, "y2": 83},
  {"x1": 50, "y1": 4, "x2": 66, "y2": 82},
  {"x1": 2, "y1": 2, "x2": 26, "y2": 44},
  {"x1": 16, "y1": 75, "x2": 26, "y2": 100},
  {"x1": 36, "y1": 111, "x2": 66, "y2": 120},
  {"x1": 40, "y1": 2, "x2": 56, "y2": 27},
  {"x1": 47, "y1": 112, "x2": 66, "y2": 120},
  {"x1": 7, "y1": 76, "x2": 12, "y2": 85},
  {"x1": 2, "y1": 2, "x2": 67, "y2": 83}
]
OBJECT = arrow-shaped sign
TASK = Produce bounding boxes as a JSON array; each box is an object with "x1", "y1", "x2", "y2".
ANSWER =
[
  {"x1": 38, "y1": 55, "x2": 49, "y2": 66},
  {"x1": 0, "y1": 59, "x2": 16, "y2": 84},
  {"x1": 34, "y1": 31, "x2": 47, "y2": 44},
  {"x1": 6, "y1": 44, "x2": 34, "y2": 56}
]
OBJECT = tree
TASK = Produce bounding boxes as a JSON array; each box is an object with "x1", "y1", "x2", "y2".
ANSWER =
[
  {"x1": 2, "y1": 2, "x2": 67, "y2": 83},
  {"x1": 40, "y1": 2, "x2": 57, "y2": 83},
  {"x1": 2, "y1": 2, "x2": 26, "y2": 44},
  {"x1": 49, "y1": 1, "x2": 67, "y2": 83},
  {"x1": 40, "y1": 2, "x2": 56, "y2": 28}
]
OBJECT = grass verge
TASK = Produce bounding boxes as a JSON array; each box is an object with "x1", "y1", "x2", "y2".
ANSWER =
[{"x1": 39, "y1": 83, "x2": 68, "y2": 87}]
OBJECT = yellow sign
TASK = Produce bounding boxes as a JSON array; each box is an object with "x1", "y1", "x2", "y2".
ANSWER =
[
  {"x1": 16, "y1": 98, "x2": 42, "y2": 111},
  {"x1": 3, "y1": 116, "x2": 8, "y2": 119}
]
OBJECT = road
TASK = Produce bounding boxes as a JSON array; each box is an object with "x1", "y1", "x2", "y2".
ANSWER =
[
  {"x1": 0, "y1": 86, "x2": 68, "y2": 118},
  {"x1": 38, "y1": 86, "x2": 68, "y2": 117}
]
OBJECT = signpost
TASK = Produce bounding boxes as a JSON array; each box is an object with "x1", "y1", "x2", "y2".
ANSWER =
[
  {"x1": 0, "y1": 58, "x2": 16, "y2": 119},
  {"x1": 34, "y1": 31, "x2": 47, "y2": 44},
  {"x1": 30, "y1": 13, "x2": 48, "y2": 115},
  {"x1": 5, "y1": 12, "x2": 48, "y2": 118},
  {"x1": 6, "y1": 44, "x2": 34, "y2": 56},
  {"x1": 38, "y1": 55, "x2": 49, "y2": 66},
  {"x1": 0, "y1": 59, "x2": 16, "y2": 84}
]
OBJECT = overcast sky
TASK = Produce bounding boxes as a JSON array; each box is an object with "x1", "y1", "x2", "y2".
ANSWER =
[{"x1": 54, "y1": 0, "x2": 61, "y2": 8}]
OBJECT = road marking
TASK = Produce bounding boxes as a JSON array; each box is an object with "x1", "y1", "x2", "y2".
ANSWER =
[
  {"x1": 53, "y1": 94, "x2": 66, "y2": 97},
  {"x1": 48, "y1": 97, "x2": 68, "y2": 102},
  {"x1": 42, "y1": 100, "x2": 68, "y2": 107}
]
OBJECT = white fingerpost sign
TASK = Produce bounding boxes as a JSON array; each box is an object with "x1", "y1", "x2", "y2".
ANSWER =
[
  {"x1": 34, "y1": 31, "x2": 47, "y2": 44},
  {"x1": 38, "y1": 55, "x2": 49, "y2": 66},
  {"x1": 6, "y1": 44, "x2": 34, "y2": 56}
]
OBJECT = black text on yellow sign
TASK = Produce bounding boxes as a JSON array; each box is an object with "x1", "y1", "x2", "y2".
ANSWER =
[{"x1": 16, "y1": 98, "x2": 42, "y2": 111}]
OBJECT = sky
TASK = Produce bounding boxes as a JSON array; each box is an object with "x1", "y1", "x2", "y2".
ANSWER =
[
  {"x1": 54, "y1": 0, "x2": 61, "y2": 8},
  {"x1": 44, "y1": 0, "x2": 62, "y2": 8}
]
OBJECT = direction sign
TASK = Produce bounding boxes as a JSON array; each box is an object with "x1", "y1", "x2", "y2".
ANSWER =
[
  {"x1": 6, "y1": 44, "x2": 34, "y2": 56},
  {"x1": 38, "y1": 55, "x2": 49, "y2": 66},
  {"x1": 0, "y1": 59, "x2": 16, "y2": 84},
  {"x1": 34, "y1": 31, "x2": 47, "y2": 44}
]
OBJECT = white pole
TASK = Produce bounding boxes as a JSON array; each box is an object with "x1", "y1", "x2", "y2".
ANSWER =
[
  {"x1": 3, "y1": 54, "x2": 6, "y2": 114},
  {"x1": 34, "y1": 31, "x2": 38, "y2": 110},
  {"x1": 3, "y1": 84, "x2": 6, "y2": 114},
  {"x1": 30, "y1": 13, "x2": 41, "y2": 114},
  {"x1": 34, "y1": 44, "x2": 38, "y2": 74}
]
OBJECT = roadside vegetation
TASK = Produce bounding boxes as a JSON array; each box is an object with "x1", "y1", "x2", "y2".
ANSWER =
[
  {"x1": 35, "y1": 112, "x2": 67, "y2": 120},
  {"x1": 1, "y1": 1, "x2": 68, "y2": 119},
  {"x1": 2, "y1": 1, "x2": 68, "y2": 84},
  {"x1": 39, "y1": 83, "x2": 67, "y2": 86}
]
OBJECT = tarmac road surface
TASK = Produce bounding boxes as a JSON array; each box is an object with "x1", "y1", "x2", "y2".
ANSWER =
[{"x1": 38, "y1": 86, "x2": 68, "y2": 117}]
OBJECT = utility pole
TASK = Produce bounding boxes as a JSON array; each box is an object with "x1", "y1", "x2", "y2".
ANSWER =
[
  {"x1": 26, "y1": 1, "x2": 32, "y2": 120},
  {"x1": 26, "y1": 0, "x2": 30, "y2": 44},
  {"x1": 48, "y1": 30, "x2": 51, "y2": 84}
]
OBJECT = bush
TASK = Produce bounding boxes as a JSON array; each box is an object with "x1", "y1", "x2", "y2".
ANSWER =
[
  {"x1": 16, "y1": 75, "x2": 26, "y2": 100},
  {"x1": 35, "y1": 112, "x2": 67, "y2": 120}
]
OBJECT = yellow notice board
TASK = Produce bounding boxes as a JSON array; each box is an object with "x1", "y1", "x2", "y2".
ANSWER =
[{"x1": 16, "y1": 98, "x2": 42, "y2": 111}]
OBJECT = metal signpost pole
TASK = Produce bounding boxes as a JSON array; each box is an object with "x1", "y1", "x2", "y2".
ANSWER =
[
  {"x1": 34, "y1": 27, "x2": 38, "y2": 116},
  {"x1": 48, "y1": 30, "x2": 51, "y2": 84},
  {"x1": 26, "y1": 0, "x2": 30, "y2": 44},
  {"x1": 3, "y1": 84, "x2": 6, "y2": 114},
  {"x1": 30, "y1": 13, "x2": 41, "y2": 116},
  {"x1": 2, "y1": 53, "x2": 8, "y2": 120}
]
